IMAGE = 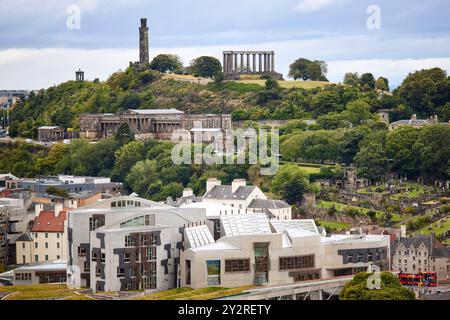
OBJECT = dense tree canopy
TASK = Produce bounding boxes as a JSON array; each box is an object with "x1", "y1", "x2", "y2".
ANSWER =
[
  {"x1": 149, "y1": 54, "x2": 183, "y2": 73},
  {"x1": 289, "y1": 58, "x2": 328, "y2": 81},
  {"x1": 190, "y1": 56, "x2": 223, "y2": 78},
  {"x1": 340, "y1": 272, "x2": 416, "y2": 300}
]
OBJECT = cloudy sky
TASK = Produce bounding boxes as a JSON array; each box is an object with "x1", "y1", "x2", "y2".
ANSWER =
[{"x1": 1, "y1": 0, "x2": 450, "y2": 89}]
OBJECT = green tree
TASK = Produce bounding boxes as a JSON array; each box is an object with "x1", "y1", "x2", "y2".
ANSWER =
[
  {"x1": 271, "y1": 165, "x2": 310, "y2": 205},
  {"x1": 396, "y1": 68, "x2": 449, "y2": 117},
  {"x1": 190, "y1": 56, "x2": 222, "y2": 78},
  {"x1": 340, "y1": 272, "x2": 416, "y2": 300},
  {"x1": 412, "y1": 125, "x2": 450, "y2": 180},
  {"x1": 338, "y1": 127, "x2": 370, "y2": 165},
  {"x1": 376, "y1": 77, "x2": 390, "y2": 92},
  {"x1": 386, "y1": 126, "x2": 420, "y2": 177},
  {"x1": 149, "y1": 54, "x2": 182, "y2": 73},
  {"x1": 343, "y1": 73, "x2": 360, "y2": 86},
  {"x1": 112, "y1": 140, "x2": 146, "y2": 182},
  {"x1": 46, "y1": 186, "x2": 69, "y2": 198},
  {"x1": 359, "y1": 73, "x2": 376, "y2": 89},
  {"x1": 50, "y1": 108, "x2": 73, "y2": 129},
  {"x1": 289, "y1": 58, "x2": 327, "y2": 81},
  {"x1": 115, "y1": 123, "x2": 135, "y2": 147},
  {"x1": 339, "y1": 100, "x2": 375, "y2": 126},
  {"x1": 354, "y1": 141, "x2": 389, "y2": 181}
]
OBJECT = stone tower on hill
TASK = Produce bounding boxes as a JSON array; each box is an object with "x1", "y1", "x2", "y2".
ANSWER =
[{"x1": 139, "y1": 18, "x2": 149, "y2": 65}]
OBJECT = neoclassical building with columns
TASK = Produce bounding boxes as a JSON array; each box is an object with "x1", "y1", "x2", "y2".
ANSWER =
[
  {"x1": 79, "y1": 109, "x2": 232, "y2": 141},
  {"x1": 222, "y1": 51, "x2": 283, "y2": 80}
]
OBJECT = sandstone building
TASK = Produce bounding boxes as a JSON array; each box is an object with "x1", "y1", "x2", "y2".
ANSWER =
[{"x1": 79, "y1": 109, "x2": 232, "y2": 140}]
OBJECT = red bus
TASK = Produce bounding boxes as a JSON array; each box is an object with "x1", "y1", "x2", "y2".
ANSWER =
[{"x1": 398, "y1": 272, "x2": 438, "y2": 287}]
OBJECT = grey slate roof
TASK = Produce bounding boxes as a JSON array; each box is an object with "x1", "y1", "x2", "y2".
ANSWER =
[
  {"x1": 248, "y1": 199, "x2": 290, "y2": 209},
  {"x1": 16, "y1": 233, "x2": 33, "y2": 242},
  {"x1": 204, "y1": 185, "x2": 256, "y2": 200},
  {"x1": 433, "y1": 247, "x2": 450, "y2": 258},
  {"x1": 391, "y1": 235, "x2": 449, "y2": 257}
]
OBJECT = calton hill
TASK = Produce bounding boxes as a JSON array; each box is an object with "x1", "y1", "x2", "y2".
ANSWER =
[{"x1": 1, "y1": 56, "x2": 450, "y2": 244}]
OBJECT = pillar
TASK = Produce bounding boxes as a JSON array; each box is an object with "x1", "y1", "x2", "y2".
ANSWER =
[
  {"x1": 234, "y1": 53, "x2": 238, "y2": 72},
  {"x1": 228, "y1": 54, "x2": 233, "y2": 72},
  {"x1": 271, "y1": 53, "x2": 275, "y2": 72},
  {"x1": 259, "y1": 54, "x2": 262, "y2": 72},
  {"x1": 223, "y1": 54, "x2": 227, "y2": 72},
  {"x1": 253, "y1": 54, "x2": 256, "y2": 73},
  {"x1": 246, "y1": 54, "x2": 250, "y2": 73},
  {"x1": 240, "y1": 54, "x2": 244, "y2": 73}
]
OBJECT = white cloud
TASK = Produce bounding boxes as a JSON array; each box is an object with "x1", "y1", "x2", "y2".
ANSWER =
[
  {"x1": 1, "y1": 34, "x2": 450, "y2": 90},
  {"x1": 327, "y1": 58, "x2": 450, "y2": 86},
  {"x1": 294, "y1": 0, "x2": 348, "y2": 13}
]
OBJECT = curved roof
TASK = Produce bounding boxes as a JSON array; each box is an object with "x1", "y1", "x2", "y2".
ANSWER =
[{"x1": 74, "y1": 196, "x2": 172, "y2": 210}]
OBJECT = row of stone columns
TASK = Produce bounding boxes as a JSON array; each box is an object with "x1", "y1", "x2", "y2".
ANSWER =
[{"x1": 223, "y1": 52, "x2": 275, "y2": 73}]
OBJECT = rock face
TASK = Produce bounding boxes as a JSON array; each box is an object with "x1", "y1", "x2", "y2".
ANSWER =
[{"x1": 139, "y1": 18, "x2": 149, "y2": 65}]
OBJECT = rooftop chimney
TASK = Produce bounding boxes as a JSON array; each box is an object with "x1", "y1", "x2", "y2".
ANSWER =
[
  {"x1": 54, "y1": 202, "x2": 63, "y2": 217},
  {"x1": 232, "y1": 179, "x2": 247, "y2": 193},
  {"x1": 401, "y1": 225, "x2": 407, "y2": 238},
  {"x1": 35, "y1": 203, "x2": 44, "y2": 217},
  {"x1": 206, "y1": 178, "x2": 221, "y2": 193}
]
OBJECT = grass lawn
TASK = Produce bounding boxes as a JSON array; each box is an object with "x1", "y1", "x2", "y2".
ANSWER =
[
  {"x1": 317, "y1": 220, "x2": 350, "y2": 231},
  {"x1": 0, "y1": 284, "x2": 91, "y2": 300},
  {"x1": 137, "y1": 286, "x2": 253, "y2": 300},
  {"x1": 415, "y1": 217, "x2": 450, "y2": 243},
  {"x1": 317, "y1": 200, "x2": 403, "y2": 222},
  {"x1": 236, "y1": 79, "x2": 331, "y2": 89}
]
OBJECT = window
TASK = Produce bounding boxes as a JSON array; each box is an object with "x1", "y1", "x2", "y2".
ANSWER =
[
  {"x1": 15, "y1": 273, "x2": 32, "y2": 281},
  {"x1": 34, "y1": 233, "x2": 38, "y2": 238},
  {"x1": 206, "y1": 260, "x2": 221, "y2": 285},
  {"x1": 125, "y1": 235, "x2": 136, "y2": 247},
  {"x1": 186, "y1": 260, "x2": 191, "y2": 285},
  {"x1": 101, "y1": 253, "x2": 106, "y2": 263},
  {"x1": 22, "y1": 255, "x2": 26, "y2": 264},
  {"x1": 124, "y1": 252, "x2": 131, "y2": 263},
  {"x1": 35, "y1": 242, "x2": 38, "y2": 249},
  {"x1": 45, "y1": 242, "x2": 48, "y2": 249},
  {"x1": 45, "y1": 233, "x2": 48, "y2": 239},
  {"x1": 57, "y1": 233, "x2": 60, "y2": 239},
  {"x1": 84, "y1": 261, "x2": 90, "y2": 272},
  {"x1": 35, "y1": 255, "x2": 39, "y2": 262},
  {"x1": 368, "y1": 254, "x2": 373, "y2": 262},
  {"x1": 96, "y1": 268, "x2": 102, "y2": 277},
  {"x1": 225, "y1": 259, "x2": 251, "y2": 273},
  {"x1": 117, "y1": 267, "x2": 125, "y2": 278},
  {"x1": 22, "y1": 243, "x2": 25, "y2": 249},
  {"x1": 45, "y1": 255, "x2": 49, "y2": 261},
  {"x1": 279, "y1": 255, "x2": 314, "y2": 271},
  {"x1": 347, "y1": 255, "x2": 354, "y2": 263},
  {"x1": 57, "y1": 255, "x2": 60, "y2": 260},
  {"x1": 78, "y1": 247, "x2": 87, "y2": 257},
  {"x1": 357, "y1": 254, "x2": 363, "y2": 263},
  {"x1": 57, "y1": 242, "x2": 60, "y2": 249}
]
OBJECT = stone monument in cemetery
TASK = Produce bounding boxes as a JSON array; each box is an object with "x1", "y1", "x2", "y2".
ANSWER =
[{"x1": 222, "y1": 51, "x2": 283, "y2": 80}]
